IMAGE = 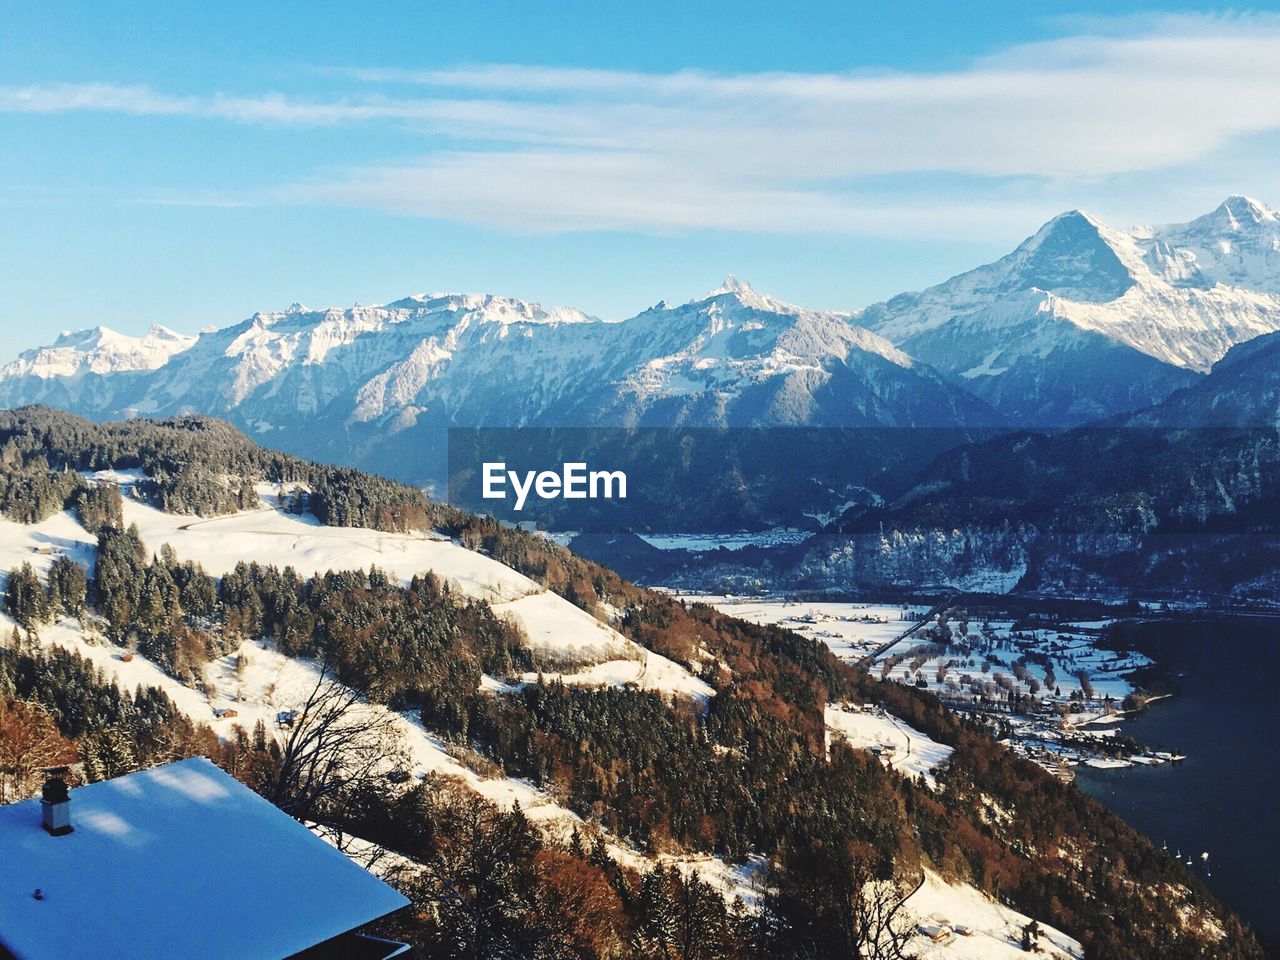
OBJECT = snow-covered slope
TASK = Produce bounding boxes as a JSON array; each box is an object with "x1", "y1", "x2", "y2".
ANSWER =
[
  {"x1": 81, "y1": 471, "x2": 712, "y2": 700},
  {"x1": 860, "y1": 197, "x2": 1280, "y2": 424},
  {"x1": 904, "y1": 870, "x2": 1083, "y2": 959},
  {"x1": 825, "y1": 703, "x2": 954, "y2": 788}
]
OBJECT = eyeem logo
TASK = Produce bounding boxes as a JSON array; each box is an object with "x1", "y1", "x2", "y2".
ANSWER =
[{"x1": 482, "y1": 462, "x2": 627, "y2": 511}]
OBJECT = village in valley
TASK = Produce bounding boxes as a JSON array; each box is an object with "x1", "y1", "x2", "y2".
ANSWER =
[{"x1": 686, "y1": 596, "x2": 1184, "y2": 782}]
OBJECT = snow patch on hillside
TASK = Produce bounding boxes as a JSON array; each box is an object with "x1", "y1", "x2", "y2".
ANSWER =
[
  {"x1": 904, "y1": 869, "x2": 1083, "y2": 958},
  {"x1": 0, "y1": 511, "x2": 97, "y2": 581},
  {"x1": 825, "y1": 704, "x2": 954, "y2": 788},
  {"x1": 514, "y1": 650, "x2": 713, "y2": 704}
]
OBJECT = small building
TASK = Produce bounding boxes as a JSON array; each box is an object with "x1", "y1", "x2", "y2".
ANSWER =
[
  {"x1": 918, "y1": 921, "x2": 953, "y2": 942},
  {"x1": 0, "y1": 757, "x2": 410, "y2": 960}
]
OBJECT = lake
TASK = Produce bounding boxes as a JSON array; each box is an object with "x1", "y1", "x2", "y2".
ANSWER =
[{"x1": 1074, "y1": 617, "x2": 1280, "y2": 947}]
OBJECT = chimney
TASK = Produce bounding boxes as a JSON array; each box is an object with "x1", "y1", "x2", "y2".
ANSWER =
[{"x1": 40, "y1": 770, "x2": 73, "y2": 836}]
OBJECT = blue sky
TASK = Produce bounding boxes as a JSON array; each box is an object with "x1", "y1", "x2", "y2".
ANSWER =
[{"x1": 4, "y1": 2, "x2": 1280, "y2": 360}]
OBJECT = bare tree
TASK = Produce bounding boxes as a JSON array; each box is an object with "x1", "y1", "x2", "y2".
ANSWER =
[
  {"x1": 769, "y1": 841, "x2": 920, "y2": 960},
  {"x1": 265, "y1": 662, "x2": 406, "y2": 834},
  {"x1": 853, "y1": 876, "x2": 918, "y2": 960},
  {"x1": 829, "y1": 846, "x2": 918, "y2": 960}
]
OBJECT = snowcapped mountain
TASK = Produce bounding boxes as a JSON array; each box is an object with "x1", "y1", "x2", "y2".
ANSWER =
[
  {"x1": 111, "y1": 293, "x2": 599, "y2": 427},
  {"x1": 0, "y1": 324, "x2": 196, "y2": 414},
  {"x1": 860, "y1": 196, "x2": 1280, "y2": 425},
  {"x1": 4, "y1": 198, "x2": 1278, "y2": 482},
  {"x1": 0, "y1": 323, "x2": 192, "y2": 394},
  {"x1": 0, "y1": 280, "x2": 998, "y2": 485},
  {"x1": 546, "y1": 276, "x2": 998, "y2": 429},
  {"x1": 1145, "y1": 195, "x2": 1280, "y2": 295},
  {"x1": 7, "y1": 324, "x2": 195, "y2": 378}
]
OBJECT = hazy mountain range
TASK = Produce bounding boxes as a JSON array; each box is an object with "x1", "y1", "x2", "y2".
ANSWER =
[{"x1": 3, "y1": 196, "x2": 1279, "y2": 486}]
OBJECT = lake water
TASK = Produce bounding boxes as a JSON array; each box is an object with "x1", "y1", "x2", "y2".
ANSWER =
[{"x1": 1074, "y1": 618, "x2": 1280, "y2": 946}]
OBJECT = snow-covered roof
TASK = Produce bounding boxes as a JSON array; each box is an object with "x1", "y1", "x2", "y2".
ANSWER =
[{"x1": 0, "y1": 758, "x2": 410, "y2": 960}]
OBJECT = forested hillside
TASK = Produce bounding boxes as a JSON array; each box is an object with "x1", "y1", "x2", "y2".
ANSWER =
[{"x1": 0, "y1": 406, "x2": 1263, "y2": 958}]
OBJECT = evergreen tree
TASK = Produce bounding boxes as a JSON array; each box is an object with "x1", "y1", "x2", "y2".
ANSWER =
[
  {"x1": 4, "y1": 562, "x2": 50, "y2": 629},
  {"x1": 47, "y1": 554, "x2": 87, "y2": 617},
  {"x1": 82, "y1": 726, "x2": 139, "y2": 783},
  {"x1": 75, "y1": 482, "x2": 123, "y2": 534}
]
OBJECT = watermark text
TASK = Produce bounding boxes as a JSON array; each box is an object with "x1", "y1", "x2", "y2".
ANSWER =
[{"x1": 482, "y1": 462, "x2": 627, "y2": 511}]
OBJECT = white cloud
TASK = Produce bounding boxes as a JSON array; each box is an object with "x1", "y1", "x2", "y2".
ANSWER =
[
  {"x1": 287, "y1": 151, "x2": 1056, "y2": 237},
  {"x1": 6, "y1": 13, "x2": 1280, "y2": 234}
]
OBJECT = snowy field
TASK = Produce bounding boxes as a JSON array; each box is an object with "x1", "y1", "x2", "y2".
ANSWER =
[
  {"x1": 637, "y1": 529, "x2": 812, "y2": 552},
  {"x1": 0, "y1": 511, "x2": 97, "y2": 580},
  {"x1": 682, "y1": 595, "x2": 928, "y2": 661},
  {"x1": 825, "y1": 704, "x2": 953, "y2": 788},
  {"x1": 871, "y1": 620, "x2": 1146, "y2": 706},
  {"x1": 692, "y1": 596, "x2": 1145, "y2": 714}
]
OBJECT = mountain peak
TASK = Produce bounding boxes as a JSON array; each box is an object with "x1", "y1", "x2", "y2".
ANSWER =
[
  {"x1": 1176, "y1": 195, "x2": 1277, "y2": 239},
  {"x1": 52, "y1": 325, "x2": 114, "y2": 348},
  {"x1": 1009, "y1": 207, "x2": 1134, "y2": 301},
  {"x1": 1035, "y1": 208, "x2": 1105, "y2": 236},
  {"x1": 706, "y1": 275, "x2": 755, "y2": 298},
  {"x1": 145, "y1": 324, "x2": 187, "y2": 341},
  {"x1": 1214, "y1": 194, "x2": 1276, "y2": 227}
]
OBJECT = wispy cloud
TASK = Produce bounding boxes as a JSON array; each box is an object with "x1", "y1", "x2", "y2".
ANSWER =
[
  {"x1": 0, "y1": 82, "x2": 568, "y2": 130},
  {"x1": 6, "y1": 13, "x2": 1280, "y2": 234}
]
